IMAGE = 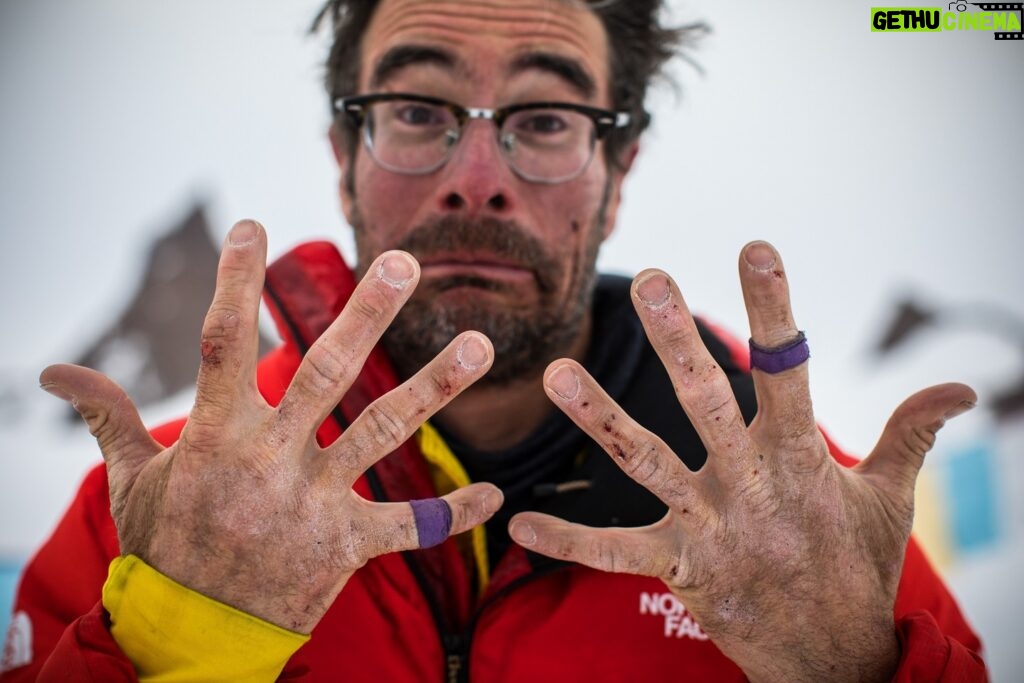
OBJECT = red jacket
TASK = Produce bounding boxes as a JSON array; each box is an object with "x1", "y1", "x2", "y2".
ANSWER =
[{"x1": 3, "y1": 242, "x2": 986, "y2": 681}]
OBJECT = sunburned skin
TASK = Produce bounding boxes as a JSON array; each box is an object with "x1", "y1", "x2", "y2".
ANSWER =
[{"x1": 332, "y1": 0, "x2": 633, "y2": 449}]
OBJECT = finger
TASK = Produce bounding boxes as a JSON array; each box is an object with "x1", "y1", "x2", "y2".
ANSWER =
[
  {"x1": 193, "y1": 220, "x2": 268, "y2": 423},
  {"x1": 280, "y1": 251, "x2": 419, "y2": 433},
  {"x1": 544, "y1": 360, "x2": 710, "y2": 521},
  {"x1": 39, "y1": 364, "x2": 162, "y2": 505},
  {"x1": 326, "y1": 332, "x2": 492, "y2": 483},
  {"x1": 508, "y1": 511, "x2": 686, "y2": 583},
  {"x1": 857, "y1": 382, "x2": 976, "y2": 508},
  {"x1": 630, "y1": 270, "x2": 756, "y2": 476},
  {"x1": 347, "y1": 483, "x2": 502, "y2": 560},
  {"x1": 738, "y1": 241, "x2": 817, "y2": 443}
]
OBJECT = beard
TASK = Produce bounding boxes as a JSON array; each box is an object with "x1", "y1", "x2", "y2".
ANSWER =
[{"x1": 351, "y1": 197, "x2": 609, "y2": 386}]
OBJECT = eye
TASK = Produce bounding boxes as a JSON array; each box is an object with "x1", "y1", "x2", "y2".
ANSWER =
[
  {"x1": 515, "y1": 111, "x2": 570, "y2": 135},
  {"x1": 394, "y1": 102, "x2": 447, "y2": 127}
]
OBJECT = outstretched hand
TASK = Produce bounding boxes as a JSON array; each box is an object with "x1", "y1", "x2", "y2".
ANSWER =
[
  {"x1": 510, "y1": 241, "x2": 975, "y2": 682},
  {"x1": 40, "y1": 220, "x2": 502, "y2": 634}
]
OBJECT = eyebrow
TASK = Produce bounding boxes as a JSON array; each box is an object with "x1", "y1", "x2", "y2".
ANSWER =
[
  {"x1": 370, "y1": 44, "x2": 598, "y2": 102},
  {"x1": 369, "y1": 44, "x2": 457, "y2": 89},
  {"x1": 509, "y1": 52, "x2": 597, "y2": 101}
]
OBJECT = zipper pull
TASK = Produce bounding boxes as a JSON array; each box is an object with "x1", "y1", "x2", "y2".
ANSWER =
[
  {"x1": 444, "y1": 634, "x2": 466, "y2": 683},
  {"x1": 446, "y1": 653, "x2": 463, "y2": 683}
]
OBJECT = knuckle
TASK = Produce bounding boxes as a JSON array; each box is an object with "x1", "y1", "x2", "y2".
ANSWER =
[
  {"x1": 895, "y1": 425, "x2": 936, "y2": 465},
  {"x1": 596, "y1": 413, "x2": 669, "y2": 487},
  {"x1": 77, "y1": 392, "x2": 142, "y2": 459},
  {"x1": 80, "y1": 402, "x2": 120, "y2": 451},
  {"x1": 349, "y1": 286, "x2": 394, "y2": 327},
  {"x1": 179, "y1": 402, "x2": 244, "y2": 454},
  {"x1": 594, "y1": 538, "x2": 622, "y2": 573},
  {"x1": 659, "y1": 329, "x2": 696, "y2": 370},
  {"x1": 702, "y1": 396, "x2": 731, "y2": 422},
  {"x1": 202, "y1": 305, "x2": 246, "y2": 342},
  {"x1": 694, "y1": 380, "x2": 735, "y2": 420},
  {"x1": 199, "y1": 307, "x2": 247, "y2": 367},
  {"x1": 671, "y1": 354, "x2": 725, "y2": 395},
  {"x1": 766, "y1": 431, "x2": 829, "y2": 475},
  {"x1": 598, "y1": 537, "x2": 651, "y2": 577},
  {"x1": 618, "y1": 439, "x2": 665, "y2": 485},
  {"x1": 179, "y1": 419, "x2": 222, "y2": 454},
  {"x1": 362, "y1": 402, "x2": 409, "y2": 451},
  {"x1": 767, "y1": 424, "x2": 824, "y2": 455},
  {"x1": 301, "y1": 344, "x2": 356, "y2": 395}
]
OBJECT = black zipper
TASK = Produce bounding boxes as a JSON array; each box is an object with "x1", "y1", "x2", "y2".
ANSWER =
[
  {"x1": 444, "y1": 633, "x2": 466, "y2": 683},
  {"x1": 443, "y1": 562, "x2": 566, "y2": 683},
  {"x1": 361, "y1": 466, "x2": 462, "y2": 682}
]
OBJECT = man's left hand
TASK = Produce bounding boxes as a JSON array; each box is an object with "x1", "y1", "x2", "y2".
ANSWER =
[{"x1": 509, "y1": 240, "x2": 975, "y2": 683}]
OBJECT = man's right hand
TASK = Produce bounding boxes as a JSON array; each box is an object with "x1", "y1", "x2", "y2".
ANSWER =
[{"x1": 39, "y1": 219, "x2": 502, "y2": 634}]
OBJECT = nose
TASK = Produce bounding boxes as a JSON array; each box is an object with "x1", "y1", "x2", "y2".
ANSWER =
[{"x1": 434, "y1": 119, "x2": 515, "y2": 215}]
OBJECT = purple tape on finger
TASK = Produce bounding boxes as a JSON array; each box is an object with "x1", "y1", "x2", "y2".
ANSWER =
[
  {"x1": 410, "y1": 497, "x2": 453, "y2": 549},
  {"x1": 749, "y1": 331, "x2": 810, "y2": 374}
]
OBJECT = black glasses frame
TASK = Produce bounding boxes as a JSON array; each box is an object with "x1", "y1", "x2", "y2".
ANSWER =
[{"x1": 333, "y1": 92, "x2": 633, "y2": 139}]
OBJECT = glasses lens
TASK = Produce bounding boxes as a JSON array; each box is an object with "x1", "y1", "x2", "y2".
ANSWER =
[
  {"x1": 364, "y1": 99, "x2": 459, "y2": 174},
  {"x1": 501, "y1": 107, "x2": 596, "y2": 182}
]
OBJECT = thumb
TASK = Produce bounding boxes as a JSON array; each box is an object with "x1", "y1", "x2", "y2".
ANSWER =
[
  {"x1": 858, "y1": 382, "x2": 977, "y2": 506},
  {"x1": 40, "y1": 364, "x2": 161, "y2": 505}
]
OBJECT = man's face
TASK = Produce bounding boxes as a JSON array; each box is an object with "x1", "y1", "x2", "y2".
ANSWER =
[{"x1": 335, "y1": 0, "x2": 632, "y2": 384}]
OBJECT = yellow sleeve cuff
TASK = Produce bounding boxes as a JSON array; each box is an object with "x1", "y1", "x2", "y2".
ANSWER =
[{"x1": 102, "y1": 555, "x2": 309, "y2": 682}]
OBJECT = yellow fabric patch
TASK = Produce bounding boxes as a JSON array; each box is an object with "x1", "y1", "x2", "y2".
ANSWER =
[
  {"x1": 417, "y1": 422, "x2": 491, "y2": 594},
  {"x1": 102, "y1": 555, "x2": 308, "y2": 682}
]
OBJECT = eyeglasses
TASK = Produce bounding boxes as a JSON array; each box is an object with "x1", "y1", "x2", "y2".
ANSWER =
[{"x1": 334, "y1": 93, "x2": 633, "y2": 184}]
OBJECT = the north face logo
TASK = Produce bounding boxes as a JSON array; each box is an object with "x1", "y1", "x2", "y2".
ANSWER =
[{"x1": 639, "y1": 592, "x2": 709, "y2": 640}]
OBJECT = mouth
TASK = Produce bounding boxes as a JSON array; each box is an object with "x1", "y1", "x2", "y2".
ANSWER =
[{"x1": 417, "y1": 253, "x2": 535, "y2": 285}]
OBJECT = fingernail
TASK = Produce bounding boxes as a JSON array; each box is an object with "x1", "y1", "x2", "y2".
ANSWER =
[
  {"x1": 744, "y1": 241, "x2": 776, "y2": 272},
  {"x1": 379, "y1": 253, "x2": 415, "y2": 287},
  {"x1": 228, "y1": 220, "x2": 261, "y2": 247},
  {"x1": 457, "y1": 334, "x2": 489, "y2": 370},
  {"x1": 40, "y1": 382, "x2": 73, "y2": 402},
  {"x1": 636, "y1": 273, "x2": 670, "y2": 308},
  {"x1": 509, "y1": 520, "x2": 536, "y2": 546},
  {"x1": 483, "y1": 488, "x2": 503, "y2": 515},
  {"x1": 547, "y1": 365, "x2": 580, "y2": 400},
  {"x1": 944, "y1": 400, "x2": 976, "y2": 420}
]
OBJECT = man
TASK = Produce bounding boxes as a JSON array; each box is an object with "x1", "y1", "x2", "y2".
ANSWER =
[{"x1": 3, "y1": 0, "x2": 985, "y2": 680}]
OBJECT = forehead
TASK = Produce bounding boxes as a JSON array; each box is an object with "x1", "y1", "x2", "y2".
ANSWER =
[{"x1": 359, "y1": 0, "x2": 611, "y2": 102}]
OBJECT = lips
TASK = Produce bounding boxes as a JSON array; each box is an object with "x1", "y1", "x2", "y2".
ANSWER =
[
  {"x1": 417, "y1": 253, "x2": 535, "y2": 285},
  {"x1": 387, "y1": 216, "x2": 558, "y2": 294}
]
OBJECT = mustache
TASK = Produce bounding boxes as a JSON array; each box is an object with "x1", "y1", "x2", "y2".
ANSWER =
[{"x1": 393, "y1": 216, "x2": 560, "y2": 293}]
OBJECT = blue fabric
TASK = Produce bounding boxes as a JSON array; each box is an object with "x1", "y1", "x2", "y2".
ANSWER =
[
  {"x1": 946, "y1": 440, "x2": 1000, "y2": 553},
  {"x1": 0, "y1": 562, "x2": 22, "y2": 638}
]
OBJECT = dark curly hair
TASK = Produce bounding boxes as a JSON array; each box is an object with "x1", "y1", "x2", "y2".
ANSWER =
[{"x1": 312, "y1": 0, "x2": 707, "y2": 174}]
